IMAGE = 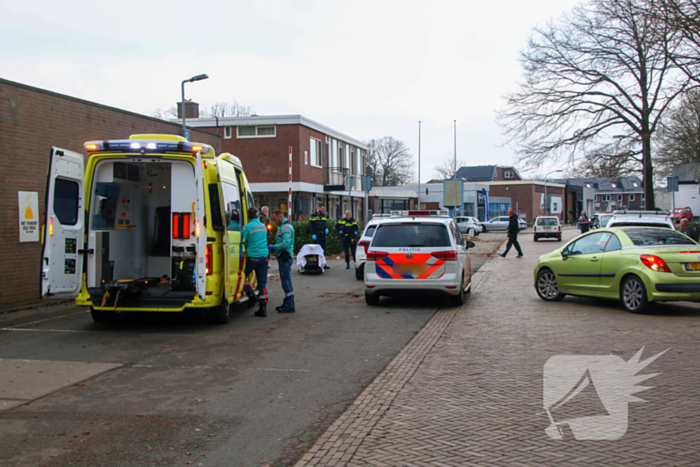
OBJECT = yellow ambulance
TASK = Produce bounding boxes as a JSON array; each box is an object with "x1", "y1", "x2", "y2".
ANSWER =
[{"x1": 41, "y1": 134, "x2": 257, "y2": 324}]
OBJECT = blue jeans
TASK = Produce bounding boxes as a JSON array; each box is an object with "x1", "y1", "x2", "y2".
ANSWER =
[
  {"x1": 277, "y1": 257, "x2": 295, "y2": 309},
  {"x1": 244, "y1": 256, "x2": 269, "y2": 304}
]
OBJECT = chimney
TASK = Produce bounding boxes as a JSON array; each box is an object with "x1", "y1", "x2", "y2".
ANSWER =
[{"x1": 177, "y1": 101, "x2": 200, "y2": 119}]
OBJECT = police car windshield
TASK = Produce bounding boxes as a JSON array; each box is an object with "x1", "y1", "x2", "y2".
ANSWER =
[{"x1": 373, "y1": 224, "x2": 451, "y2": 247}]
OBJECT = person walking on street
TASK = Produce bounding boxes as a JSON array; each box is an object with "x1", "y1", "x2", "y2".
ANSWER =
[
  {"x1": 578, "y1": 212, "x2": 590, "y2": 233},
  {"x1": 499, "y1": 209, "x2": 523, "y2": 258},
  {"x1": 310, "y1": 204, "x2": 330, "y2": 269},
  {"x1": 338, "y1": 210, "x2": 358, "y2": 269},
  {"x1": 242, "y1": 208, "x2": 269, "y2": 317},
  {"x1": 270, "y1": 209, "x2": 296, "y2": 313},
  {"x1": 680, "y1": 218, "x2": 699, "y2": 242}
]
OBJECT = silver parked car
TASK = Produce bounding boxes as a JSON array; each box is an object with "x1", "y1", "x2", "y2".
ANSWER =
[
  {"x1": 482, "y1": 216, "x2": 527, "y2": 232},
  {"x1": 455, "y1": 216, "x2": 483, "y2": 236}
]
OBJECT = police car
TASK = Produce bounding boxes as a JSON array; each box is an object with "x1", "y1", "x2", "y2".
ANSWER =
[{"x1": 364, "y1": 210, "x2": 474, "y2": 306}]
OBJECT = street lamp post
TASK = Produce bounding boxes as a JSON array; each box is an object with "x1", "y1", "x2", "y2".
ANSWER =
[
  {"x1": 544, "y1": 169, "x2": 563, "y2": 216},
  {"x1": 181, "y1": 74, "x2": 209, "y2": 140}
]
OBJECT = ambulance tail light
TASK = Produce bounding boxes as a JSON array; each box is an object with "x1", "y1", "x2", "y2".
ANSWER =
[
  {"x1": 172, "y1": 213, "x2": 191, "y2": 239},
  {"x1": 49, "y1": 217, "x2": 54, "y2": 236},
  {"x1": 205, "y1": 244, "x2": 213, "y2": 275},
  {"x1": 358, "y1": 240, "x2": 370, "y2": 254},
  {"x1": 367, "y1": 250, "x2": 389, "y2": 261},
  {"x1": 195, "y1": 220, "x2": 200, "y2": 238},
  {"x1": 432, "y1": 250, "x2": 458, "y2": 261}
]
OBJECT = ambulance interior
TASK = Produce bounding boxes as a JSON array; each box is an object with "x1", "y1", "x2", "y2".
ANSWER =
[{"x1": 86, "y1": 159, "x2": 198, "y2": 302}]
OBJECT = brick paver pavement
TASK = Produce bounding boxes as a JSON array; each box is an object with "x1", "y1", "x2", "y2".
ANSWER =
[{"x1": 296, "y1": 229, "x2": 700, "y2": 466}]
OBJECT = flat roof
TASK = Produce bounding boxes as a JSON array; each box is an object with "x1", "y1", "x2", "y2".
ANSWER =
[{"x1": 181, "y1": 114, "x2": 367, "y2": 149}]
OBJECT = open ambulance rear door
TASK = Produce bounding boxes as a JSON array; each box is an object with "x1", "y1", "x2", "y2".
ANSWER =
[
  {"x1": 41, "y1": 147, "x2": 85, "y2": 298},
  {"x1": 194, "y1": 152, "x2": 207, "y2": 301}
]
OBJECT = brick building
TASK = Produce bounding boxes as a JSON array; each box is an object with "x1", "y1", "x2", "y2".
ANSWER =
[
  {"x1": 0, "y1": 78, "x2": 220, "y2": 311},
  {"x1": 487, "y1": 181, "x2": 566, "y2": 224},
  {"x1": 185, "y1": 115, "x2": 367, "y2": 220}
]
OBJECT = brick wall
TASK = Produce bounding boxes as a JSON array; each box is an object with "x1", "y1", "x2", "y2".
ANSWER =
[
  {"x1": 0, "y1": 78, "x2": 221, "y2": 311},
  {"x1": 214, "y1": 124, "x2": 332, "y2": 186}
]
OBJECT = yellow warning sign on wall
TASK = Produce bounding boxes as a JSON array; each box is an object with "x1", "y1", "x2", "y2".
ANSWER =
[{"x1": 18, "y1": 191, "x2": 39, "y2": 242}]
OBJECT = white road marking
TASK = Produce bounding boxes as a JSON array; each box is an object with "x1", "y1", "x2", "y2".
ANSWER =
[{"x1": 2, "y1": 310, "x2": 89, "y2": 328}]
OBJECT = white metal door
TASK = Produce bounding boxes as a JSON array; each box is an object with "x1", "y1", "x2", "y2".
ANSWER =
[
  {"x1": 194, "y1": 153, "x2": 207, "y2": 300},
  {"x1": 41, "y1": 147, "x2": 85, "y2": 298}
]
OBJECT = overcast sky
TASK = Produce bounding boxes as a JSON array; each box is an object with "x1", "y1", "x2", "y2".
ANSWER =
[{"x1": 1, "y1": 0, "x2": 580, "y2": 181}]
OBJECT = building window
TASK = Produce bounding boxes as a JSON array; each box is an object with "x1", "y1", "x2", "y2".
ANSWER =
[
  {"x1": 630, "y1": 194, "x2": 635, "y2": 201},
  {"x1": 224, "y1": 126, "x2": 232, "y2": 139},
  {"x1": 642, "y1": 194, "x2": 645, "y2": 200},
  {"x1": 237, "y1": 126, "x2": 276, "y2": 138},
  {"x1": 504, "y1": 170, "x2": 514, "y2": 178},
  {"x1": 617, "y1": 194, "x2": 623, "y2": 201},
  {"x1": 603, "y1": 195, "x2": 611, "y2": 201},
  {"x1": 310, "y1": 138, "x2": 323, "y2": 168}
]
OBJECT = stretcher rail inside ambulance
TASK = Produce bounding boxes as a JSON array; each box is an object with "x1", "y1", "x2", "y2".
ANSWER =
[{"x1": 41, "y1": 134, "x2": 258, "y2": 324}]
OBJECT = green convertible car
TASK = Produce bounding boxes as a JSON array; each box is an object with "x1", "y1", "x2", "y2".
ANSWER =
[{"x1": 534, "y1": 227, "x2": 700, "y2": 313}]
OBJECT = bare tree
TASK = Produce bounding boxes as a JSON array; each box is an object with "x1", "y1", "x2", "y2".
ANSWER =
[
  {"x1": 152, "y1": 107, "x2": 177, "y2": 120},
  {"x1": 660, "y1": 0, "x2": 700, "y2": 83},
  {"x1": 434, "y1": 158, "x2": 469, "y2": 179},
  {"x1": 201, "y1": 101, "x2": 254, "y2": 118},
  {"x1": 656, "y1": 89, "x2": 700, "y2": 176},
  {"x1": 498, "y1": 0, "x2": 695, "y2": 209},
  {"x1": 365, "y1": 137, "x2": 415, "y2": 186}
]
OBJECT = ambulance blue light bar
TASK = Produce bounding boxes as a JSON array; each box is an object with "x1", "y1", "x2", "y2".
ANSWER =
[{"x1": 84, "y1": 139, "x2": 210, "y2": 154}]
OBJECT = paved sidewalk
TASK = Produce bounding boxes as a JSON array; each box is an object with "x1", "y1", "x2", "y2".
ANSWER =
[{"x1": 296, "y1": 231, "x2": 700, "y2": 466}]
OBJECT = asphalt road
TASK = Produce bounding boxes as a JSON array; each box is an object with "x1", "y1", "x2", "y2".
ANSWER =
[{"x1": 0, "y1": 237, "x2": 501, "y2": 467}]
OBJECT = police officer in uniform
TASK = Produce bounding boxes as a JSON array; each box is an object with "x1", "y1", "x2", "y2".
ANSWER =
[
  {"x1": 309, "y1": 204, "x2": 330, "y2": 269},
  {"x1": 338, "y1": 210, "x2": 358, "y2": 269}
]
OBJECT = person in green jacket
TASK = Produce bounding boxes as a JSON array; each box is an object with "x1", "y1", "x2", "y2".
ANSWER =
[
  {"x1": 270, "y1": 209, "x2": 295, "y2": 313},
  {"x1": 242, "y1": 207, "x2": 270, "y2": 317}
]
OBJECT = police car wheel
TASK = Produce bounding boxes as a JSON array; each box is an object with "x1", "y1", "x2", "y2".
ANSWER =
[
  {"x1": 450, "y1": 276, "x2": 466, "y2": 306},
  {"x1": 208, "y1": 301, "x2": 231, "y2": 324},
  {"x1": 90, "y1": 307, "x2": 116, "y2": 323},
  {"x1": 355, "y1": 263, "x2": 364, "y2": 281},
  {"x1": 365, "y1": 292, "x2": 380, "y2": 305}
]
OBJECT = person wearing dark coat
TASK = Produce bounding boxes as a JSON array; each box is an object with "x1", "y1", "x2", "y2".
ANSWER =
[
  {"x1": 499, "y1": 209, "x2": 524, "y2": 258},
  {"x1": 309, "y1": 204, "x2": 330, "y2": 268},
  {"x1": 338, "y1": 210, "x2": 359, "y2": 269},
  {"x1": 680, "y1": 219, "x2": 699, "y2": 242}
]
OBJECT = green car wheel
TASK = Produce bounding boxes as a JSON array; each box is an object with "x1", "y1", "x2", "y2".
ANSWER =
[
  {"x1": 621, "y1": 275, "x2": 649, "y2": 313},
  {"x1": 536, "y1": 269, "x2": 565, "y2": 301}
]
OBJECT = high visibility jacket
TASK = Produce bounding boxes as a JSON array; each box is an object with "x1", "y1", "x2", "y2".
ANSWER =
[
  {"x1": 338, "y1": 217, "x2": 358, "y2": 240},
  {"x1": 242, "y1": 218, "x2": 269, "y2": 258},
  {"x1": 274, "y1": 219, "x2": 295, "y2": 259},
  {"x1": 309, "y1": 211, "x2": 328, "y2": 236}
]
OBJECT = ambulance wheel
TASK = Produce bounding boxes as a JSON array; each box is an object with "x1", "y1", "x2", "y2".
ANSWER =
[
  {"x1": 90, "y1": 307, "x2": 116, "y2": 323},
  {"x1": 365, "y1": 292, "x2": 380, "y2": 305},
  {"x1": 208, "y1": 301, "x2": 231, "y2": 324},
  {"x1": 355, "y1": 263, "x2": 364, "y2": 281}
]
